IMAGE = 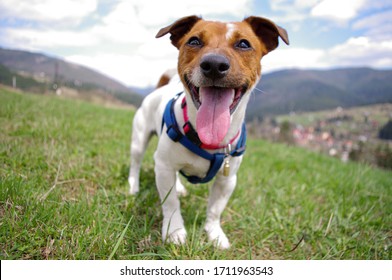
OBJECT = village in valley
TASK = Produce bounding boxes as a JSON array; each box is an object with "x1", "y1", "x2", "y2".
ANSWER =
[{"x1": 248, "y1": 103, "x2": 392, "y2": 170}]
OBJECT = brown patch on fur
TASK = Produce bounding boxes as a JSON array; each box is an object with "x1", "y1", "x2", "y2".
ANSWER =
[{"x1": 156, "y1": 74, "x2": 172, "y2": 88}]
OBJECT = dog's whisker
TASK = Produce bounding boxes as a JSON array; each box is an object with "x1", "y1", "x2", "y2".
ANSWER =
[
  {"x1": 252, "y1": 86, "x2": 270, "y2": 98},
  {"x1": 252, "y1": 86, "x2": 266, "y2": 94}
]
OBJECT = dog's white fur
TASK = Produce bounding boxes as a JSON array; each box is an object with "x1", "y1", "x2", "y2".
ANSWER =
[{"x1": 128, "y1": 75, "x2": 253, "y2": 249}]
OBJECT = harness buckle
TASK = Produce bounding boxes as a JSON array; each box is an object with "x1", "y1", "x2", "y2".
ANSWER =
[{"x1": 166, "y1": 125, "x2": 182, "y2": 142}]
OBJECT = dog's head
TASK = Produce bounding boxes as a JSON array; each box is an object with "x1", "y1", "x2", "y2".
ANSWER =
[{"x1": 156, "y1": 16, "x2": 289, "y2": 146}]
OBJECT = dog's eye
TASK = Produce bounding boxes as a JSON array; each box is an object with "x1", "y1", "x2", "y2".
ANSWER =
[
  {"x1": 235, "y1": 39, "x2": 252, "y2": 50},
  {"x1": 187, "y1": 37, "x2": 202, "y2": 47}
]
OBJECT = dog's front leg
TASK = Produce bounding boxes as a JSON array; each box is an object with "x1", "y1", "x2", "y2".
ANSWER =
[
  {"x1": 205, "y1": 173, "x2": 237, "y2": 249},
  {"x1": 154, "y1": 154, "x2": 187, "y2": 245}
]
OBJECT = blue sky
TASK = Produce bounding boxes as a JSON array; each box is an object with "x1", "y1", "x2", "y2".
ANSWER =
[{"x1": 1, "y1": 0, "x2": 391, "y2": 87}]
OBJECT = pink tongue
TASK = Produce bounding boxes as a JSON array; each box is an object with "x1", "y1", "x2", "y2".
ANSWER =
[{"x1": 196, "y1": 87, "x2": 234, "y2": 146}]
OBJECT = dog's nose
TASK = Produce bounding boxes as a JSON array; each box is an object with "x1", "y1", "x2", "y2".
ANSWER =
[{"x1": 200, "y1": 54, "x2": 230, "y2": 80}]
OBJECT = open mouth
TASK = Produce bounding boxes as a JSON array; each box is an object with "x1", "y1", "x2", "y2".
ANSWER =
[
  {"x1": 185, "y1": 76, "x2": 248, "y2": 114},
  {"x1": 184, "y1": 75, "x2": 249, "y2": 146}
]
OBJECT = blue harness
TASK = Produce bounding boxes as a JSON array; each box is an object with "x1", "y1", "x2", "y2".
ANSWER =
[{"x1": 162, "y1": 93, "x2": 247, "y2": 184}]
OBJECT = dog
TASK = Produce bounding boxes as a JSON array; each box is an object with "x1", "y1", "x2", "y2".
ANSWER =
[{"x1": 128, "y1": 15, "x2": 289, "y2": 249}]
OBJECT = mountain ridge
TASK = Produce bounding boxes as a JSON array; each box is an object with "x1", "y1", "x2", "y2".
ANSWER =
[
  {"x1": 0, "y1": 47, "x2": 130, "y2": 92},
  {"x1": 0, "y1": 47, "x2": 143, "y2": 106},
  {"x1": 248, "y1": 67, "x2": 392, "y2": 118}
]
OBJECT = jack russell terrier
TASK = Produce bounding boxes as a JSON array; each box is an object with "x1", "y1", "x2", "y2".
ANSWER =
[{"x1": 128, "y1": 15, "x2": 289, "y2": 249}]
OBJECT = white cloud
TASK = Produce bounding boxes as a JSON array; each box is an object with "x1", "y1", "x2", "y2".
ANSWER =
[
  {"x1": 262, "y1": 34, "x2": 392, "y2": 72},
  {"x1": 269, "y1": 0, "x2": 319, "y2": 24},
  {"x1": 363, "y1": 0, "x2": 392, "y2": 10},
  {"x1": 65, "y1": 53, "x2": 177, "y2": 88},
  {"x1": 270, "y1": 0, "x2": 319, "y2": 11},
  {"x1": 352, "y1": 10, "x2": 392, "y2": 41},
  {"x1": 3, "y1": 28, "x2": 99, "y2": 50},
  {"x1": 262, "y1": 48, "x2": 327, "y2": 72},
  {"x1": 353, "y1": 10, "x2": 392, "y2": 30},
  {"x1": 328, "y1": 36, "x2": 392, "y2": 68},
  {"x1": 127, "y1": 0, "x2": 253, "y2": 26},
  {"x1": 0, "y1": 0, "x2": 97, "y2": 24},
  {"x1": 311, "y1": 0, "x2": 366, "y2": 22},
  {"x1": 84, "y1": 0, "x2": 254, "y2": 48}
]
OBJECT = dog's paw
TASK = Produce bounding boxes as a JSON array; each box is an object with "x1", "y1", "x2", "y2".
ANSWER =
[
  {"x1": 128, "y1": 177, "x2": 139, "y2": 195},
  {"x1": 163, "y1": 228, "x2": 187, "y2": 245},
  {"x1": 205, "y1": 224, "x2": 231, "y2": 249}
]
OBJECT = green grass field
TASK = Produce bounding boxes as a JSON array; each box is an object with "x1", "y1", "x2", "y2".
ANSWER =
[{"x1": 1, "y1": 87, "x2": 391, "y2": 260}]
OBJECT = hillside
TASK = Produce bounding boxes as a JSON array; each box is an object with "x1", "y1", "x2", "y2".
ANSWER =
[
  {"x1": 1, "y1": 87, "x2": 391, "y2": 260},
  {"x1": 0, "y1": 63, "x2": 47, "y2": 93},
  {"x1": 0, "y1": 47, "x2": 143, "y2": 106},
  {"x1": 247, "y1": 68, "x2": 392, "y2": 119}
]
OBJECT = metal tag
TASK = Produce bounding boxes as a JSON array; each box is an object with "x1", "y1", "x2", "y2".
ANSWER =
[{"x1": 223, "y1": 160, "x2": 230, "y2": 176}]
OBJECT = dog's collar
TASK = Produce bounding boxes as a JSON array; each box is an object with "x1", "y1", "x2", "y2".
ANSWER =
[
  {"x1": 162, "y1": 92, "x2": 246, "y2": 184},
  {"x1": 181, "y1": 97, "x2": 241, "y2": 150}
]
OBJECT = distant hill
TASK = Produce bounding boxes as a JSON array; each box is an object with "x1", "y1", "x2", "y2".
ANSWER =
[
  {"x1": 0, "y1": 47, "x2": 143, "y2": 106},
  {"x1": 247, "y1": 68, "x2": 392, "y2": 119},
  {"x1": 0, "y1": 63, "x2": 47, "y2": 93},
  {"x1": 129, "y1": 86, "x2": 155, "y2": 96}
]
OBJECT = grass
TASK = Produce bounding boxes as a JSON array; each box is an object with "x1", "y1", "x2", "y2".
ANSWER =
[{"x1": 1, "y1": 86, "x2": 391, "y2": 259}]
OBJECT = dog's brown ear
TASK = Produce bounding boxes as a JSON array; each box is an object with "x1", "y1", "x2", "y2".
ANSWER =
[
  {"x1": 244, "y1": 16, "x2": 289, "y2": 54},
  {"x1": 156, "y1": 15, "x2": 202, "y2": 49}
]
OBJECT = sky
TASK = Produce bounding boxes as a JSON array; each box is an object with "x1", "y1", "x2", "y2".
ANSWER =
[{"x1": 1, "y1": 0, "x2": 392, "y2": 88}]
